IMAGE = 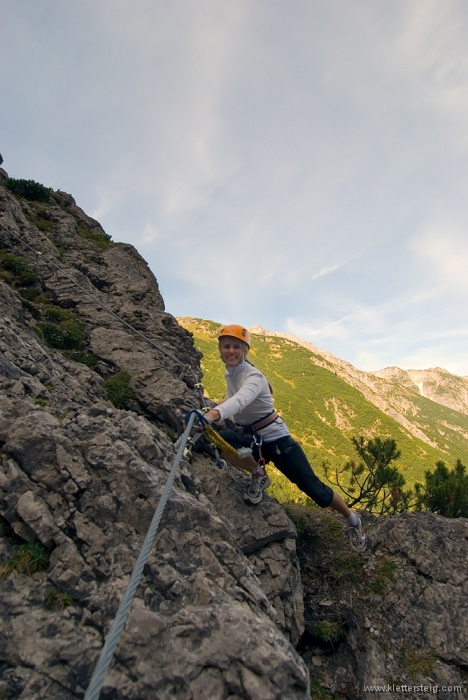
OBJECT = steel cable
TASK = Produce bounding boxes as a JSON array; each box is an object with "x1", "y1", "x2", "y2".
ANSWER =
[
  {"x1": 83, "y1": 410, "x2": 198, "y2": 700},
  {"x1": 1, "y1": 221, "x2": 211, "y2": 696}
]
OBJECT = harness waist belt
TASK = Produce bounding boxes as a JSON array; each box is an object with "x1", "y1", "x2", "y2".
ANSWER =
[{"x1": 236, "y1": 410, "x2": 279, "y2": 434}]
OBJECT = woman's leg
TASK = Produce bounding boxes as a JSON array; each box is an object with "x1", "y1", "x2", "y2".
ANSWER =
[
  {"x1": 329, "y1": 491, "x2": 352, "y2": 518},
  {"x1": 266, "y1": 437, "x2": 366, "y2": 549},
  {"x1": 265, "y1": 437, "x2": 334, "y2": 508},
  {"x1": 218, "y1": 431, "x2": 270, "y2": 504},
  {"x1": 220, "y1": 451, "x2": 257, "y2": 473}
]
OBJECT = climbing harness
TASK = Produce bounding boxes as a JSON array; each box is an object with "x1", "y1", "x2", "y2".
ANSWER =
[
  {"x1": 252, "y1": 432, "x2": 266, "y2": 469},
  {"x1": 0, "y1": 222, "x2": 205, "y2": 406},
  {"x1": 234, "y1": 409, "x2": 279, "y2": 434}
]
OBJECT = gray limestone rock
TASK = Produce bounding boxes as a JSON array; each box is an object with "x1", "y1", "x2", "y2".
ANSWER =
[
  {"x1": 194, "y1": 455, "x2": 305, "y2": 645},
  {"x1": 0, "y1": 178, "x2": 309, "y2": 698},
  {"x1": 297, "y1": 509, "x2": 468, "y2": 700}
]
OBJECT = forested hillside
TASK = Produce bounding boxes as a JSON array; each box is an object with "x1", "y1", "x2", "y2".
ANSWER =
[{"x1": 179, "y1": 318, "x2": 468, "y2": 490}]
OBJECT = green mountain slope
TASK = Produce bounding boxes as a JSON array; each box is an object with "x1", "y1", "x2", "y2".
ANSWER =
[{"x1": 179, "y1": 318, "x2": 468, "y2": 489}]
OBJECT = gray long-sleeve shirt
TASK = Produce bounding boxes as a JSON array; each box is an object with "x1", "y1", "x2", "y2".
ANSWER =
[{"x1": 216, "y1": 360, "x2": 289, "y2": 442}]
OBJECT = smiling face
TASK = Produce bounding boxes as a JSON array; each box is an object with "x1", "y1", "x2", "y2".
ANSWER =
[{"x1": 219, "y1": 337, "x2": 246, "y2": 367}]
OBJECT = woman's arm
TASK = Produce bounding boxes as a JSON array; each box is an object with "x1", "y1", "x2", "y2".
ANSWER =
[
  {"x1": 214, "y1": 373, "x2": 264, "y2": 421},
  {"x1": 204, "y1": 408, "x2": 221, "y2": 422}
]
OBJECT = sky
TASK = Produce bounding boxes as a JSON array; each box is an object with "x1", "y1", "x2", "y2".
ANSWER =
[{"x1": 2, "y1": 0, "x2": 468, "y2": 375}]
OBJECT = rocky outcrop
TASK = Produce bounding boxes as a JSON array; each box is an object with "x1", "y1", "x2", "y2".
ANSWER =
[
  {"x1": 376, "y1": 366, "x2": 468, "y2": 417},
  {"x1": 194, "y1": 458, "x2": 304, "y2": 644},
  {"x1": 294, "y1": 508, "x2": 468, "y2": 700},
  {"x1": 0, "y1": 179, "x2": 309, "y2": 698}
]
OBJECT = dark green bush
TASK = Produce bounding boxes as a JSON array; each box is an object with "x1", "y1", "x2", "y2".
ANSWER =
[
  {"x1": 44, "y1": 306, "x2": 68, "y2": 322},
  {"x1": 416, "y1": 458, "x2": 468, "y2": 518},
  {"x1": 33, "y1": 316, "x2": 85, "y2": 350},
  {"x1": 105, "y1": 371, "x2": 134, "y2": 408},
  {"x1": 19, "y1": 287, "x2": 42, "y2": 301},
  {"x1": 0, "y1": 251, "x2": 38, "y2": 285},
  {"x1": 33, "y1": 323, "x2": 65, "y2": 348},
  {"x1": 78, "y1": 226, "x2": 112, "y2": 249},
  {"x1": 6, "y1": 178, "x2": 51, "y2": 202}
]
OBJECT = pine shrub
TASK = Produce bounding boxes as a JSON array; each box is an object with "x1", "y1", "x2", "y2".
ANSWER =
[{"x1": 6, "y1": 178, "x2": 51, "y2": 202}]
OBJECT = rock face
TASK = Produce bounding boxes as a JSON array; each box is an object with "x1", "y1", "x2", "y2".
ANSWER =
[
  {"x1": 293, "y1": 508, "x2": 468, "y2": 700},
  {"x1": 0, "y1": 180, "x2": 309, "y2": 698},
  {"x1": 376, "y1": 366, "x2": 468, "y2": 417}
]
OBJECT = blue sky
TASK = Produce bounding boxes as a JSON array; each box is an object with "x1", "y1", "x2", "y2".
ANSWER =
[{"x1": 2, "y1": 0, "x2": 468, "y2": 375}]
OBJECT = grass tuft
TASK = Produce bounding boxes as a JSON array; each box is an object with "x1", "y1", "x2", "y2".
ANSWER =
[
  {"x1": 46, "y1": 587, "x2": 73, "y2": 611},
  {"x1": 400, "y1": 647, "x2": 436, "y2": 678},
  {"x1": 33, "y1": 312, "x2": 85, "y2": 350},
  {"x1": 0, "y1": 250, "x2": 38, "y2": 286},
  {"x1": 315, "y1": 619, "x2": 346, "y2": 643},
  {"x1": 1, "y1": 542, "x2": 49, "y2": 577},
  {"x1": 309, "y1": 677, "x2": 338, "y2": 700},
  {"x1": 105, "y1": 370, "x2": 134, "y2": 408},
  {"x1": 78, "y1": 225, "x2": 112, "y2": 249},
  {"x1": 368, "y1": 556, "x2": 397, "y2": 594},
  {"x1": 328, "y1": 551, "x2": 364, "y2": 585},
  {"x1": 34, "y1": 398, "x2": 48, "y2": 407},
  {"x1": 62, "y1": 350, "x2": 100, "y2": 368}
]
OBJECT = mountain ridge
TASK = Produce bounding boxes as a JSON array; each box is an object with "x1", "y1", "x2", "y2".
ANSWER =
[
  {"x1": 249, "y1": 325, "x2": 468, "y2": 416},
  {"x1": 0, "y1": 174, "x2": 310, "y2": 697},
  {"x1": 248, "y1": 325, "x2": 468, "y2": 447},
  {"x1": 179, "y1": 318, "x2": 468, "y2": 483}
]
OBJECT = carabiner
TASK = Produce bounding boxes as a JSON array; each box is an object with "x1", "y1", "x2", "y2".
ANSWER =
[{"x1": 184, "y1": 408, "x2": 208, "y2": 429}]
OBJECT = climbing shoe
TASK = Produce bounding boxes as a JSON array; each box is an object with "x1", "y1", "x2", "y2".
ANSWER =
[
  {"x1": 243, "y1": 470, "x2": 271, "y2": 505},
  {"x1": 348, "y1": 513, "x2": 367, "y2": 552}
]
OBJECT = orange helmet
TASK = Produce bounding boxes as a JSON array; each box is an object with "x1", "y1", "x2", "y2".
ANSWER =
[{"x1": 218, "y1": 324, "x2": 251, "y2": 348}]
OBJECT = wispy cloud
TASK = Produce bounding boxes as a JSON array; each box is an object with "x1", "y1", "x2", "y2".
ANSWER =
[
  {"x1": 407, "y1": 222, "x2": 468, "y2": 292},
  {"x1": 3, "y1": 0, "x2": 468, "y2": 373},
  {"x1": 311, "y1": 265, "x2": 340, "y2": 281}
]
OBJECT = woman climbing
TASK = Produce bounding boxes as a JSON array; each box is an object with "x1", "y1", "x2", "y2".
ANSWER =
[{"x1": 203, "y1": 324, "x2": 367, "y2": 551}]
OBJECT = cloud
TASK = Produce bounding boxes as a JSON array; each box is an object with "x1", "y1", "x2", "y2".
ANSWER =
[
  {"x1": 311, "y1": 265, "x2": 340, "y2": 281},
  {"x1": 2, "y1": 0, "x2": 468, "y2": 373},
  {"x1": 398, "y1": 347, "x2": 468, "y2": 377},
  {"x1": 407, "y1": 222, "x2": 468, "y2": 292}
]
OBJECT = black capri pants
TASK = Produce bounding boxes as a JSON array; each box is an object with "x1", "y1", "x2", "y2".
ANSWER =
[{"x1": 219, "y1": 431, "x2": 334, "y2": 508}]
